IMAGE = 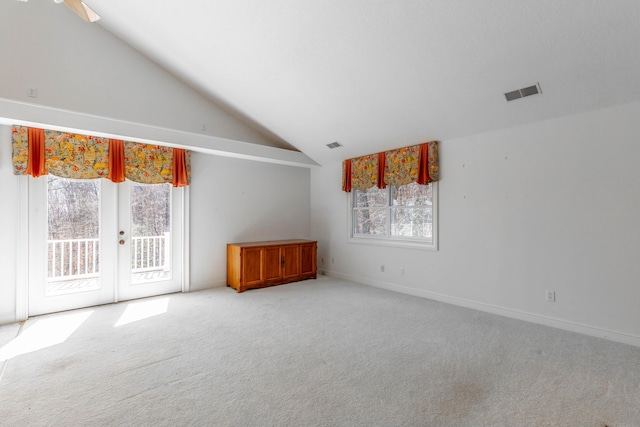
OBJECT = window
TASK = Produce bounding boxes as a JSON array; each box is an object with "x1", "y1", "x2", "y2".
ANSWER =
[{"x1": 349, "y1": 182, "x2": 437, "y2": 249}]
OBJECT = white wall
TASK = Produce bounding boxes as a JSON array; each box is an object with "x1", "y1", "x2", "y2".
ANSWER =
[
  {"x1": 0, "y1": 0, "x2": 312, "y2": 324},
  {"x1": 311, "y1": 101, "x2": 640, "y2": 346},
  {"x1": 189, "y1": 153, "x2": 311, "y2": 290},
  {"x1": 0, "y1": 126, "x2": 310, "y2": 323},
  {"x1": 0, "y1": 0, "x2": 282, "y2": 148}
]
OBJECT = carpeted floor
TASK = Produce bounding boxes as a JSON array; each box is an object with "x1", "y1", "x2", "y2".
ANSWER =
[{"x1": 0, "y1": 277, "x2": 639, "y2": 426}]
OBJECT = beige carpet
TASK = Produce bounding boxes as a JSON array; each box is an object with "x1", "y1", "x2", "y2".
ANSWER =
[{"x1": 1, "y1": 277, "x2": 639, "y2": 426}]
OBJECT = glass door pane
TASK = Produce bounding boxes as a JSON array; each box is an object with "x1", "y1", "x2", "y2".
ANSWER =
[
  {"x1": 28, "y1": 177, "x2": 182, "y2": 316},
  {"x1": 47, "y1": 176, "x2": 101, "y2": 294},
  {"x1": 28, "y1": 176, "x2": 116, "y2": 317},
  {"x1": 130, "y1": 183, "x2": 172, "y2": 283},
  {"x1": 117, "y1": 181, "x2": 182, "y2": 302}
]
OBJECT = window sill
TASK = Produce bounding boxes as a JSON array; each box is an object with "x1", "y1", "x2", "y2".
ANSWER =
[{"x1": 347, "y1": 236, "x2": 438, "y2": 251}]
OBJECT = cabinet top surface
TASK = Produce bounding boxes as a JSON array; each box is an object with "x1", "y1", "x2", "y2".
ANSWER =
[{"x1": 228, "y1": 239, "x2": 317, "y2": 248}]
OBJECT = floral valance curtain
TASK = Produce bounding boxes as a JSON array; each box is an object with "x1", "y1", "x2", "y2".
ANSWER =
[
  {"x1": 342, "y1": 141, "x2": 439, "y2": 192},
  {"x1": 12, "y1": 126, "x2": 191, "y2": 187},
  {"x1": 351, "y1": 153, "x2": 380, "y2": 191}
]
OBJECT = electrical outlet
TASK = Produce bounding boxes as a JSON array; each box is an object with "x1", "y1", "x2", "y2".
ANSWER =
[
  {"x1": 380, "y1": 265, "x2": 385, "y2": 272},
  {"x1": 321, "y1": 257, "x2": 325, "y2": 264},
  {"x1": 27, "y1": 88, "x2": 37, "y2": 98},
  {"x1": 546, "y1": 290, "x2": 556, "y2": 302},
  {"x1": 400, "y1": 268, "x2": 405, "y2": 276}
]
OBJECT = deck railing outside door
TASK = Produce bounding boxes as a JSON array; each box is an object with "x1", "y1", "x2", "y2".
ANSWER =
[{"x1": 47, "y1": 233, "x2": 169, "y2": 281}]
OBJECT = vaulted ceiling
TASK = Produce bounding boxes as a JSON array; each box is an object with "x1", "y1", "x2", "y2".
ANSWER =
[{"x1": 83, "y1": 0, "x2": 640, "y2": 165}]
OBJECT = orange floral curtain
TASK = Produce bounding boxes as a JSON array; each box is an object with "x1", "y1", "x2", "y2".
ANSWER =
[
  {"x1": 342, "y1": 141, "x2": 439, "y2": 192},
  {"x1": 179, "y1": 150, "x2": 191, "y2": 187},
  {"x1": 377, "y1": 152, "x2": 387, "y2": 189},
  {"x1": 416, "y1": 141, "x2": 439, "y2": 184},
  {"x1": 44, "y1": 130, "x2": 109, "y2": 179},
  {"x1": 384, "y1": 145, "x2": 420, "y2": 186},
  {"x1": 12, "y1": 126, "x2": 48, "y2": 177},
  {"x1": 26, "y1": 127, "x2": 47, "y2": 178},
  {"x1": 124, "y1": 142, "x2": 173, "y2": 184},
  {"x1": 11, "y1": 125, "x2": 191, "y2": 187},
  {"x1": 351, "y1": 154, "x2": 379, "y2": 191},
  {"x1": 107, "y1": 139, "x2": 126, "y2": 183},
  {"x1": 171, "y1": 148, "x2": 190, "y2": 188},
  {"x1": 12, "y1": 126, "x2": 30, "y2": 175},
  {"x1": 342, "y1": 159, "x2": 352, "y2": 192}
]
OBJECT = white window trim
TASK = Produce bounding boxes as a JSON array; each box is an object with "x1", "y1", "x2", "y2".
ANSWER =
[{"x1": 347, "y1": 182, "x2": 438, "y2": 251}]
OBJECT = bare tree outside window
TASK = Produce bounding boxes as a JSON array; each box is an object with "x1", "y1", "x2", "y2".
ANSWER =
[
  {"x1": 391, "y1": 183, "x2": 433, "y2": 239},
  {"x1": 47, "y1": 176, "x2": 100, "y2": 283},
  {"x1": 47, "y1": 176, "x2": 100, "y2": 241},
  {"x1": 131, "y1": 183, "x2": 171, "y2": 237},
  {"x1": 130, "y1": 183, "x2": 172, "y2": 281},
  {"x1": 46, "y1": 178, "x2": 173, "y2": 287},
  {"x1": 352, "y1": 182, "x2": 434, "y2": 243},
  {"x1": 353, "y1": 186, "x2": 387, "y2": 236}
]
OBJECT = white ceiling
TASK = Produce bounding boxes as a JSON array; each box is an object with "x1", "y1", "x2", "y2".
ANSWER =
[{"x1": 84, "y1": 0, "x2": 640, "y2": 165}]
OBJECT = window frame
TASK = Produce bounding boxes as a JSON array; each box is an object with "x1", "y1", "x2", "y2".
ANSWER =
[{"x1": 347, "y1": 182, "x2": 438, "y2": 251}]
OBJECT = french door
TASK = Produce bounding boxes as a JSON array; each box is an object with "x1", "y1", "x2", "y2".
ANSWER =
[{"x1": 28, "y1": 176, "x2": 184, "y2": 316}]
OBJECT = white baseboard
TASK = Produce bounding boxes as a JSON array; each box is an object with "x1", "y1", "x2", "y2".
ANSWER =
[
  {"x1": 0, "y1": 313, "x2": 17, "y2": 327},
  {"x1": 325, "y1": 270, "x2": 640, "y2": 348},
  {"x1": 189, "y1": 280, "x2": 227, "y2": 292}
]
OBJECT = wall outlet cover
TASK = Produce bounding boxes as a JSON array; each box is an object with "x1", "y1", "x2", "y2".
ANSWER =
[{"x1": 546, "y1": 291, "x2": 556, "y2": 302}]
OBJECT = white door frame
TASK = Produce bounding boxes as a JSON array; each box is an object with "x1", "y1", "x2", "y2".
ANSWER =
[
  {"x1": 16, "y1": 176, "x2": 190, "y2": 319},
  {"x1": 117, "y1": 181, "x2": 184, "y2": 302},
  {"x1": 16, "y1": 177, "x2": 29, "y2": 322}
]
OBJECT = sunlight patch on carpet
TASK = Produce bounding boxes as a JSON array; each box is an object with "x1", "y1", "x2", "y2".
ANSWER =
[
  {"x1": 115, "y1": 298, "x2": 169, "y2": 327},
  {"x1": 0, "y1": 311, "x2": 92, "y2": 362}
]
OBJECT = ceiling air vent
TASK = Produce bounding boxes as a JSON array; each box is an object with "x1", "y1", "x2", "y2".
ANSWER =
[
  {"x1": 326, "y1": 141, "x2": 343, "y2": 149},
  {"x1": 505, "y1": 83, "x2": 542, "y2": 101},
  {"x1": 504, "y1": 89, "x2": 522, "y2": 101}
]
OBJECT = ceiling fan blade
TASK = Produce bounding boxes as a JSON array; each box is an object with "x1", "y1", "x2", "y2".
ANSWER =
[{"x1": 63, "y1": 0, "x2": 100, "y2": 23}]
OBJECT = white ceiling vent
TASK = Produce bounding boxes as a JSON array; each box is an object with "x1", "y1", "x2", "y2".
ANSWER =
[
  {"x1": 505, "y1": 83, "x2": 542, "y2": 102},
  {"x1": 326, "y1": 141, "x2": 343, "y2": 149}
]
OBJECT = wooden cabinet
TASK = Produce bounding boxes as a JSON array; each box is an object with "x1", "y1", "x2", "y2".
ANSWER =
[{"x1": 227, "y1": 240, "x2": 317, "y2": 293}]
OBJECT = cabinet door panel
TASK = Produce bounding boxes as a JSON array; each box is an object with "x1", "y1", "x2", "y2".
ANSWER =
[
  {"x1": 282, "y1": 245, "x2": 300, "y2": 279},
  {"x1": 300, "y1": 243, "x2": 317, "y2": 278},
  {"x1": 264, "y1": 246, "x2": 282, "y2": 282},
  {"x1": 243, "y1": 248, "x2": 263, "y2": 286}
]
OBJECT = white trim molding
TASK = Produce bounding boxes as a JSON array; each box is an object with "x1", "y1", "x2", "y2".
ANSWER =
[
  {"x1": 182, "y1": 186, "x2": 190, "y2": 293},
  {"x1": 0, "y1": 97, "x2": 318, "y2": 168},
  {"x1": 16, "y1": 177, "x2": 29, "y2": 322}
]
